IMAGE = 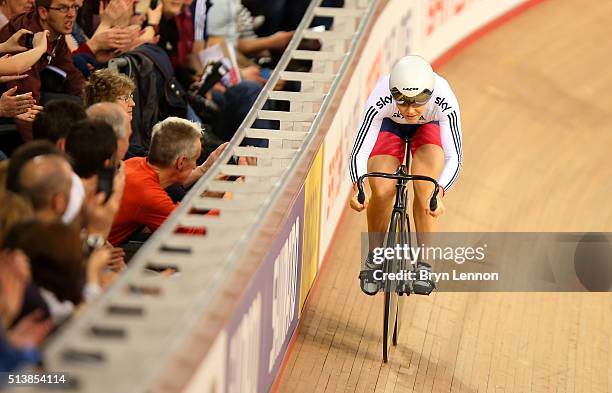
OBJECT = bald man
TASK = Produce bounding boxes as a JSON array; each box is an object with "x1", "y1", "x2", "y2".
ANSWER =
[
  {"x1": 86, "y1": 103, "x2": 132, "y2": 161},
  {"x1": 18, "y1": 155, "x2": 73, "y2": 221}
]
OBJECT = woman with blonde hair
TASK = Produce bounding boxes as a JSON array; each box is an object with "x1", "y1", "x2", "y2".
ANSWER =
[{"x1": 83, "y1": 68, "x2": 135, "y2": 120}]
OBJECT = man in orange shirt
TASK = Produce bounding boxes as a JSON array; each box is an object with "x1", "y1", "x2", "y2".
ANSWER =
[{"x1": 108, "y1": 117, "x2": 225, "y2": 246}]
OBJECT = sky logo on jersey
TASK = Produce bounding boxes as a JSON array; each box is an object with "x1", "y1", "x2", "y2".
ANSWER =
[
  {"x1": 435, "y1": 96, "x2": 453, "y2": 112},
  {"x1": 376, "y1": 94, "x2": 393, "y2": 110},
  {"x1": 392, "y1": 111, "x2": 404, "y2": 119}
]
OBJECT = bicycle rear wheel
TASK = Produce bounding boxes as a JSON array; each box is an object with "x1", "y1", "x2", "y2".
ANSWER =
[{"x1": 383, "y1": 211, "x2": 402, "y2": 363}]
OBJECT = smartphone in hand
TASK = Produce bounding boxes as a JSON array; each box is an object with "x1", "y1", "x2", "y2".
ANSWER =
[
  {"x1": 97, "y1": 167, "x2": 115, "y2": 202},
  {"x1": 24, "y1": 33, "x2": 34, "y2": 50}
]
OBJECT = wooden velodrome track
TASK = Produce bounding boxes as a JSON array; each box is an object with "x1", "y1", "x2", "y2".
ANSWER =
[{"x1": 275, "y1": 1, "x2": 612, "y2": 392}]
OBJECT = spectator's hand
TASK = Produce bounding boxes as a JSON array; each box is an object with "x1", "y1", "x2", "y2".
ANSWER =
[
  {"x1": 87, "y1": 247, "x2": 112, "y2": 286},
  {"x1": 200, "y1": 142, "x2": 228, "y2": 173},
  {"x1": 182, "y1": 143, "x2": 228, "y2": 187},
  {"x1": 7, "y1": 310, "x2": 52, "y2": 349},
  {"x1": 268, "y1": 31, "x2": 293, "y2": 51},
  {"x1": 240, "y1": 65, "x2": 265, "y2": 85},
  {"x1": 14, "y1": 104, "x2": 43, "y2": 122},
  {"x1": 99, "y1": 269, "x2": 120, "y2": 288},
  {"x1": 84, "y1": 161, "x2": 125, "y2": 238},
  {"x1": 104, "y1": 241, "x2": 126, "y2": 272},
  {"x1": 1, "y1": 29, "x2": 33, "y2": 53},
  {"x1": 0, "y1": 87, "x2": 35, "y2": 117},
  {"x1": 90, "y1": 26, "x2": 140, "y2": 62},
  {"x1": 146, "y1": 0, "x2": 163, "y2": 26},
  {"x1": 90, "y1": 27, "x2": 136, "y2": 52},
  {"x1": 122, "y1": 24, "x2": 148, "y2": 49},
  {"x1": 0, "y1": 250, "x2": 30, "y2": 326},
  {"x1": 32, "y1": 30, "x2": 49, "y2": 52},
  {"x1": 130, "y1": 14, "x2": 146, "y2": 26},
  {"x1": 99, "y1": 0, "x2": 133, "y2": 27},
  {"x1": 126, "y1": 32, "x2": 160, "y2": 51}
]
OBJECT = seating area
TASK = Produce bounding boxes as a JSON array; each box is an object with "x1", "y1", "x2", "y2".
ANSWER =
[{"x1": 0, "y1": 0, "x2": 344, "y2": 374}]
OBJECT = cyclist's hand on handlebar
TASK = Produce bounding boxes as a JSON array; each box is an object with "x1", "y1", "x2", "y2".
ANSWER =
[
  {"x1": 427, "y1": 193, "x2": 445, "y2": 217},
  {"x1": 349, "y1": 183, "x2": 368, "y2": 212}
]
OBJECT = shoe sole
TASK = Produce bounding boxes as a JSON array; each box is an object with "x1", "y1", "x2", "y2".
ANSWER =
[
  {"x1": 361, "y1": 286, "x2": 379, "y2": 296},
  {"x1": 412, "y1": 281, "x2": 435, "y2": 295}
]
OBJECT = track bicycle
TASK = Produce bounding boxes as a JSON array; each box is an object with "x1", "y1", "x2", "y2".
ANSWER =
[{"x1": 356, "y1": 136, "x2": 440, "y2": 363}]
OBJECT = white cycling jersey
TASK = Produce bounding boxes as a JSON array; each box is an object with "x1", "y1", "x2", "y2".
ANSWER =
[{"x1": 349, "y1": 73, "x2": 463, "y2": 192}]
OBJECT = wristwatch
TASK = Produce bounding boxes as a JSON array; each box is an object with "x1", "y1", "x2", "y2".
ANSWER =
[{"x1": 84, "y1": 233, "x2": 105, "y2": 255}]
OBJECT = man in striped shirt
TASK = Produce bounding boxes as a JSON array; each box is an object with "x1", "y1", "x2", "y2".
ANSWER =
[{"x1": 348, "y1": 55, "x2": 463, "y2": 295}]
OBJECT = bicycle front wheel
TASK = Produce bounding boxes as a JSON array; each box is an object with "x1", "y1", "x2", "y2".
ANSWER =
[
  {"x1": 394, "y1": 210, "x2": 410, "y2": 346},
  {"x1": 383, "y1": 210, "x2": 402, "y2": 363}
]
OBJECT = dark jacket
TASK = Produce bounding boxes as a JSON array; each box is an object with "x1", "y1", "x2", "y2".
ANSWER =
[
  {"x1": 0, "y1": 12, "x2": 85, "y2": 141},
  {"x1": 115, "y1": 44, "x2": 187, "y2": 155}
]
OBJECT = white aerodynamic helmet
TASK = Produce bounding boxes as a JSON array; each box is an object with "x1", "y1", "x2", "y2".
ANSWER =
[{"x1": 389, "y1": 55, "x2": 434, "y2": 106}]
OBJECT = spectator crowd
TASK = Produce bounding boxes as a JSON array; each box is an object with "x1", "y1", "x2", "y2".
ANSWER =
[{"x1": 0, "y1": 0, "x2": 343, "y2": 372}]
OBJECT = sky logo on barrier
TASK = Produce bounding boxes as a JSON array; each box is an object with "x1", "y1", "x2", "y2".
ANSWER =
[
  {"x1": 228, "y1": 293, "x2": 262, "y2": 393},
  {"x1": 269, "y1": 217, "x2": 300, "y2": 372}
]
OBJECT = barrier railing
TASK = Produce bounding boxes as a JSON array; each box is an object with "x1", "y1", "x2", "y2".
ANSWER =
[{"x1": 19, "y1": 1, "x2": 379, "y2": 392}]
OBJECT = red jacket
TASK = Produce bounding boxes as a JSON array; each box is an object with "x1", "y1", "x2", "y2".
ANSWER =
[
  {"x1": 0, "y1": 12, "x2": 85, "y2": 141},
  {"x1": 109, "y1": 157, "x2": 178, "y2": 246}
]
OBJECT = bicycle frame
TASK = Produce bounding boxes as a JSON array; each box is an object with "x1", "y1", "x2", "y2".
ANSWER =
[{"x1": 356, "y1": 137, "x2": 440, "y2": 362}]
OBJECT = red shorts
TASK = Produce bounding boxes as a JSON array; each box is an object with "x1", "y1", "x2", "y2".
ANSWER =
[{"x1": 369, "y1": 118, "x2": 442, "y2": 163}]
